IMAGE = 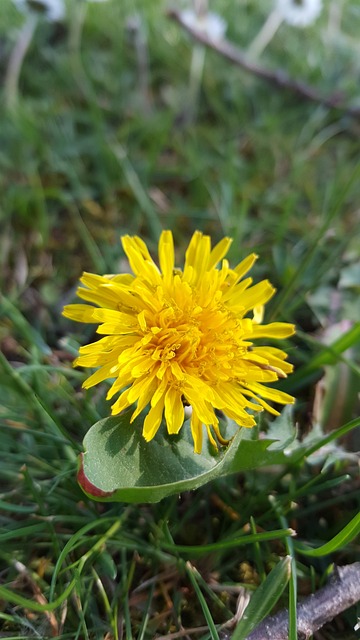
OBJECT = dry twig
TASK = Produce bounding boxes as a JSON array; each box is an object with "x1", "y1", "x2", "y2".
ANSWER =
[
  {"x1": 168, "y1": 9, "x2": 360, "y2": 118},
  {"x1": 219, "y1": 562, "x2": 360, "y2": 640}
]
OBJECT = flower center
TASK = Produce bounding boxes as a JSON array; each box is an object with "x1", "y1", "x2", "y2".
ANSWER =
[{"x1": 140, "y1": 288, "x2": 245, "y2": 385}]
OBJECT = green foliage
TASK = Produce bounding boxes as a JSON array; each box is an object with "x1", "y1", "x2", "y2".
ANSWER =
[
  {"x1": 231, "y1": 556, "x2": 291, "y2": 640},
  {"x1": 79, "y1": 413, "x2": 299, "y2": 503}
]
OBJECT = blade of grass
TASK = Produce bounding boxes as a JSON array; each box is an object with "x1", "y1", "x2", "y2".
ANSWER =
[
  {"x1": 0, "y1": 576, "x2": 77, "y2": 612},
  {"x1": 295, "y1": 511, "x2": 360, "y2": 557},
  {"x1": 0, "y1": 524, "x2": 47, "y2": 542},
  {"x1": 111, "y1": 143, "x2": 163, "y2": 240},
  {"x1": 1, "y1": 296, "x2": 51, "y2": 355},
  {"x1": 249, "y1": 516, "x2": 266, "y2": 582},
  {"x1": 0, "y1": 499, "x2": 37, "y2": 514},
  {"x1": 49, "y1": 517, "x2": 123, "y2": 600},
  {"x1": 304, "y1": 417, "x2": 360, "y2": 459},
  {"x1": 137, "y1": 582, "x2": 155, "y2": 640},
  {"x1": 159, "y1": 529, "x2": 295, "y2": 555},
  {"x1": 284, "y1": 323, "x2": 360, "y2": 390},
  {"x1": 271, "y1": 499, "x2": 298, "y2": 640},
  {"x1": 185, "y1": 561, "x2": 220, "y2": 640},
  {"x1": 121, "y1": 549, "x2": 135, "y2": 640},
  {"x1": 0, "y1": 351, "x2": 79, "y2": 447},
  {"x1": 270, "y1": 162, "x2": 360, "y2": 320},
  {"x1": 69, "y1": 202, "x2": 108, "y2": 274},
  {"x1": 286, "y1": 417, "x2": 360, "y2": 467},
  {"x1": 231, "y1": 556, "x2": 291, "y2": 640}
]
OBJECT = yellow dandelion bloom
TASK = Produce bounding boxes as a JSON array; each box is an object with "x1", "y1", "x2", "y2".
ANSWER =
[{"x1": 63, "y1": 231, "x2": 295, "y2": 453}]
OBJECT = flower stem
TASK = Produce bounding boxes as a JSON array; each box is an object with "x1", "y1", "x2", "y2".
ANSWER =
[
  {"x1": 5, "y1": 14, "x2": 38, "y2": 112},
  {"x1": 247, "y1": 9, "x2": 284, "y2": 60}
]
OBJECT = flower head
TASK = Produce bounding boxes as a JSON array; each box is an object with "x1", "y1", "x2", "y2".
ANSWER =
[
  {"x1": 276, "y1": 0, "x2": 323, "y2": 28},
  {"x1": 63, "y1": 231, "x2": 295, "y2": 453},
  {"x1": 180, "y1": 8, "x2": 227, "y2": 41},
  {"x1": 13, "y1": 0, "x2": 65, "y2": 22}
]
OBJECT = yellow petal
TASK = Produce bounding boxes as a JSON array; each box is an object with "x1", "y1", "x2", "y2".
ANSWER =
[
  {"x1": 253, "y1": 304, "x2": 264, "y2": 324},
  {"x1": 76, "y1": 287, "x2": 121, "y2": 309},
  {"x1": 143, "y1": 398, "x2": 165, "y2": 441},
  {"x1": 164, "y1": 387, "x2": 184, "y2": 434},
  {"x1": 183, "y1": 231, "x2": 211, "y2": 282},
  {"x1": 62, "y1": 304, "x2": 97, "y2": 323},
  {"x1": 80, "y1": 272, "x2": 111, "y2": 289},
  {"x1": 111, "y1": 388, "x2": 132, "y2": 415},
  {"x1": 122, "y1": 236, "x2": 161, "y2": 285},
  {"x1": 96, "y1": 321, "x2": 138, "y2": 335},
  {"x1": 233, "y1": 253, "x2": 258, "y2": 280},
  {"x1": 250, "y1": 323, "x2": 296, "y2": 339},
  {"x1": 92, "y1": 308, "x2": 138, "y2": 325},
  {"x1": 158, "y1": 230, "x2": 175, "y2": 286},
  {"x1": 190, "y1": 412, "x2": 203, "y2": 454},
  {"x1": 82, "y1": 364, "x2": 118, "y2": 389},
  {"x1": 245, "y1": 381, "x2": 295, "y2": 405},
  {"x1": 208, "y1": 236, "x2": 232, "y2": 269},
  {"x1": 230, "y1": 280, "x2": 275, "y2": 312},
  {"x1": 130, "y1": 377, "x2": 159, "y2": 422}
]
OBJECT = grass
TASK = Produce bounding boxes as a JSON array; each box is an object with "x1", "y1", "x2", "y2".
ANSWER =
[{"x1": 1, "y1": 0, "x2": 360, "y2": 638}]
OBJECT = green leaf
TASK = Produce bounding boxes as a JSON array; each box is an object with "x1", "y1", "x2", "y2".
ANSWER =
[
  {"x1": 231, "y1": 556, "x2": 291, "y2": 640},
  {"x1": 295, "y1": 511, "x2": 360, "y2": 557},
  {"x1": 263, "y1": 406, "x2": 297, "y2": 451},
  {"x1": 95, "y1": 551, "x2": 118, "y2": 580},
  {"x1": 78, "y1": 412, "x2": 294, "y2": 503},
  {"x1": 339, "y1": 262, "x2": 360, "y2": 289}
]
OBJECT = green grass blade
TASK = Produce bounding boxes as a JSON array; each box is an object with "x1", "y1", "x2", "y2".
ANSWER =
[
  {"x1": 185, "y1": 561, "x2": 220, "y2": 640},
  {"x1": 0, "y1": 577, "x2": 77, "y2": 612},
  {"x1": 1, "y1": 296, "x2": 51, "y2": 355},
  {"x1": 137, "y1": 582, "x2": 155, "y2": 640},
  {"x1": 49, "y1": 517, "x2": 122, "y2": 600},
  {"x1": 111, "y1": 144, "x2": 163, "y2": 239},
  {"x1": 285, "y1": 323, "x2": 360, "y2": 390},
  {"x1": 304, "y1": 417, "x2": 360, "y2": 459},
  {"x1": 0, "y1": 500, "x2": 36, "y2": 514},
  {"x1": 231, "y1": 556, "x2": 291, "y2": 640},
  {"x1": 278, "y1": 512, "x2": 297, "y2": 640},
  {"x1": 160, "y1": 528, "x2": 295, "y2": 555},
  {"x1": 0, "y1": 524, "x2": 46, "y2": 542},
  {"x1": 270, "y1": 162, "x2": 360, "y2": 319},
  {"x1": 295, "y1": 511, "x2": 360, "y2": 557}
]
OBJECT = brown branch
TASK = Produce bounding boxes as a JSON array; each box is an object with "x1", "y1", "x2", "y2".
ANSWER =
[
  {"x1": 168, "y1": 9, "x2": 360, "y2": 118},
  {"x1": 219, "y1": 562, "x2": 360, "y2": 640}
]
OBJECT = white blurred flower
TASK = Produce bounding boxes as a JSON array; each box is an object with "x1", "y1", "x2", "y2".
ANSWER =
[
  {"x1": 180, "y1": 8, "x2": 227, "y2": 41},
  {"x1": 276, "y1": 0, "x2": 323, "y2": 28},
  {"x1": 13, "y1": 0, "x2": 65, "y2": 22}
]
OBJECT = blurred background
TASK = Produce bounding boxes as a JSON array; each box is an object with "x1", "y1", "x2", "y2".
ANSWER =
[
  {"x1": 1, "y1": 0, "x2": 360, "y2": 304},
  {"x1": 2, "y1": 0, "x2": 360, "y2": 434}
]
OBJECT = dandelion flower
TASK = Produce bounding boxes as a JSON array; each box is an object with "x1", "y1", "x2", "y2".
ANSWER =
[
  {"x1": 13, "y1": 0, "x2": 65, "y2": 22},
  {"x1": 180, "y1": 8, "x2": 227, "y2": 41},
  {"x1": 63, "y1": 231, "x2": 295, "y2": 453},
  {"x1": 276, "y1": 0, "x2": 323, "y2": 28}
]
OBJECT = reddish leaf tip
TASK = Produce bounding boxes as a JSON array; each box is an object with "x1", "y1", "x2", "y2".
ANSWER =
[{"x1": 77, "y1": 453, "x2": 116, "y2": 498}]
